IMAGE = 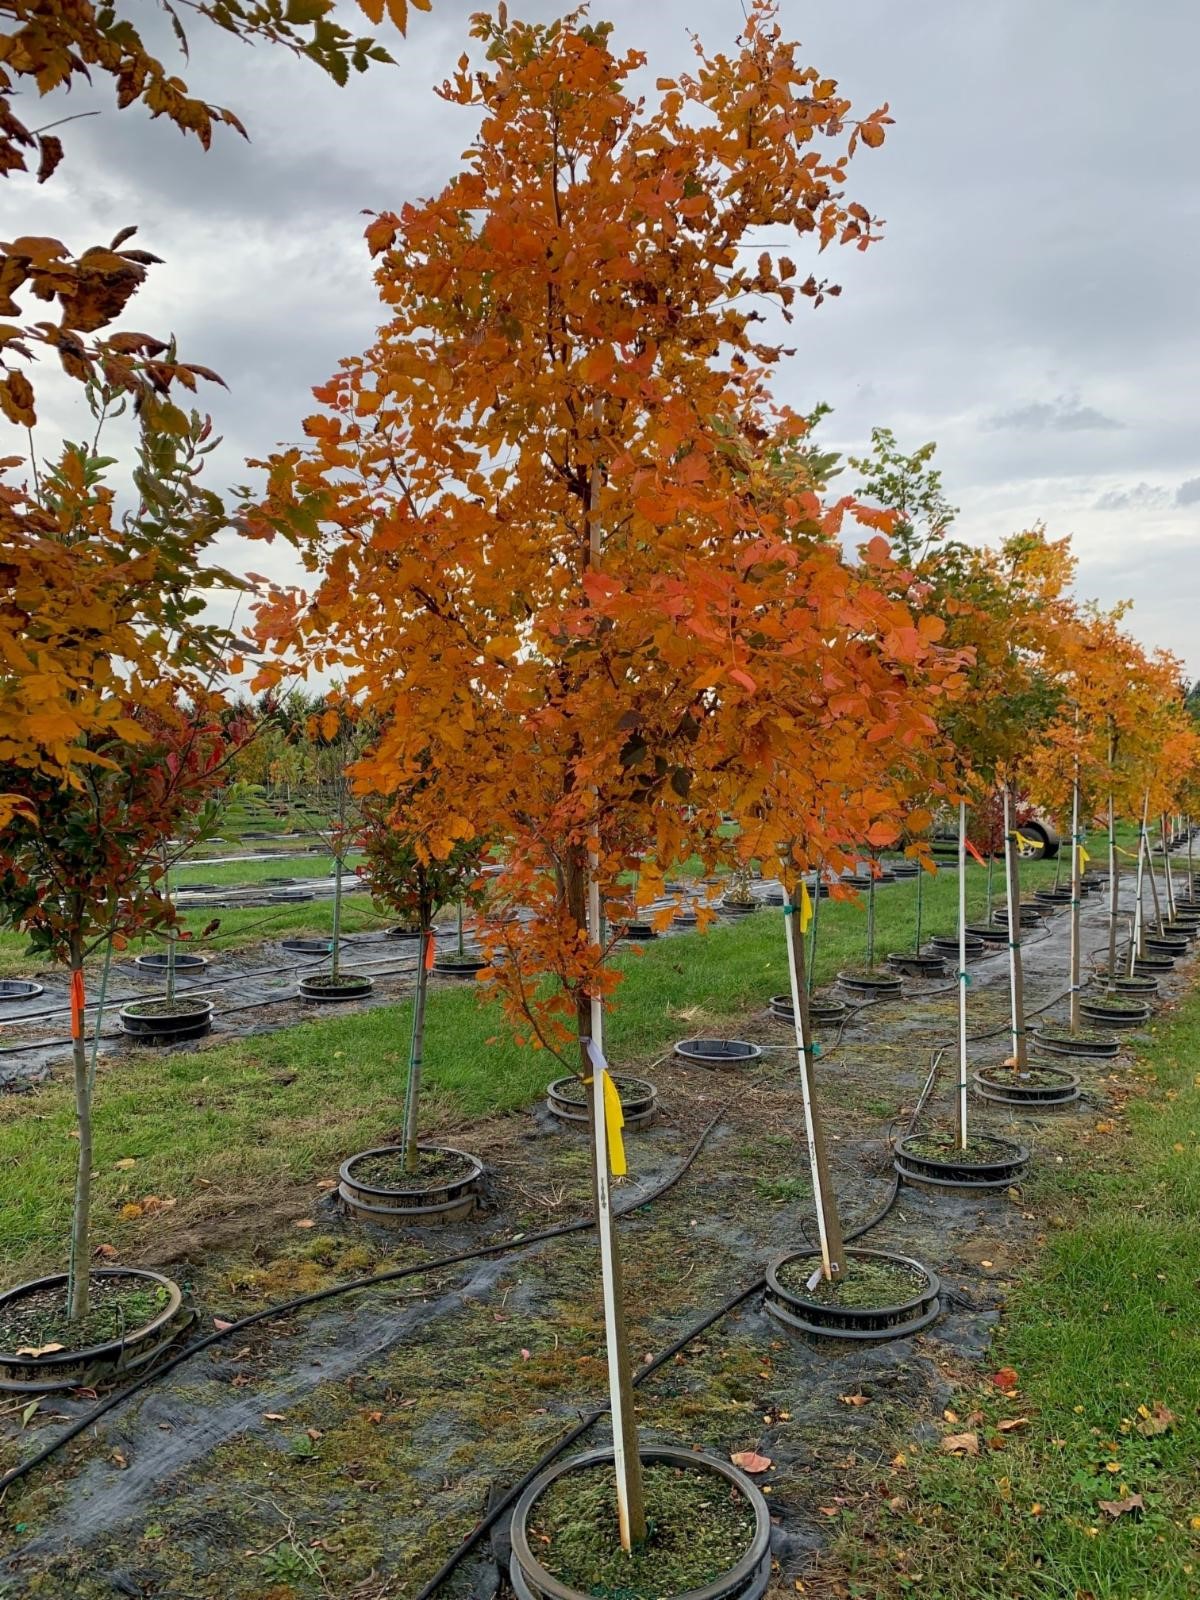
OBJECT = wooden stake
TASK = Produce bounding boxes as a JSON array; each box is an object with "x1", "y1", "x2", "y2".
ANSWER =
[{"x1": 1068, "y1": 759, "x2": 1082, "y2": 1033}]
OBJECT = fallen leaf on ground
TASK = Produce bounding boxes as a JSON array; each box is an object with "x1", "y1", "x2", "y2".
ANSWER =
[
  {"x1": 114, "y1": 1158, "x2": 137, "y2": 1170},
  {"x1": 839, "y1": 1393, "x2": 869, "y2": 1407},
  {"x1": 93, "y1": 1243, "x2": 118, "y2": 1260},
  {"x1": 119, "y1": 1203, "x2": 143, "y2": 1221},
  {"x1": 263, "y1": 1412, "x2": 285, "y2": 1422},
  {"x1": 293, "y1": 1218, "x2": 315, "y2": 1229},
  {"x1": 1099, "y1": 1493, "x2": 1144, "y2": 1520},
  {"x1": 941, "y1": 1432, "x2": 979, "y2": 1456},
  {"x1": 731, "y1": 1450, "x2": 772, "y2": 1473},
  {"x1": 997, "y1": 1417, "x2": 1030, "y2": 1432},
  {"x1": 991, "y1": 1367, "x2": 1019, "y2": 1391},
  {"x1": 15, "y1": 1343, "x2": 65, "y2": 1359},
  {"x1": 212, "y1": 1318, "x2": 233, "y2": 1331},
  {"x1": 1136, "y1": 1402, "x2": 1176, "y2": 1437}
]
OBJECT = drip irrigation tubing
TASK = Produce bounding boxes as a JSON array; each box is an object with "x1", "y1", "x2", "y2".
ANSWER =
[
  {"x1": 0, "y1": 1102, "x2": 729, "y2": 1498},
  {"x1": 409, "y1": 1165, "x2": 907, "y2": 1600}
]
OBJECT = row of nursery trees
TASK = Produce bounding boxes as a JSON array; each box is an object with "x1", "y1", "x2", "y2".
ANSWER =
[{"x1": 3, "y1": 0, "x2": 1199, "y2": 1555}]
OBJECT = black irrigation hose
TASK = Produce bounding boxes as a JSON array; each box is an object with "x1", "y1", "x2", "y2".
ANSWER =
[
  {"x1": 412, "y1": 1164, "x2": 908, "y2": 1600},
  {"x1": 0, "y1": 1106, "x2": 728, "y2": 1499}
]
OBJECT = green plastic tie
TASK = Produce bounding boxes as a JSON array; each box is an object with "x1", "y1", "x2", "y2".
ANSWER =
[{"x1": 957, "y1": 969, "x2": 971, "y2": 985}]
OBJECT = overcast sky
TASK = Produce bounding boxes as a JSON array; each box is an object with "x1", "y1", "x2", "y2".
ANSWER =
[{"x1": 8, "y1": 0, "x2": 1198, "y2": 674}]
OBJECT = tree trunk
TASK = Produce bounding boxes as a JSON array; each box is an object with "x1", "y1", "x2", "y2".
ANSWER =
[
  {"x1": 67, "y1": 941, "x2": 92, "y2": 1324},
  {"x1": 1068, "y1": 770, "x2": 1082, "y2": 1032},
  {"x1": 914, "y1": 862, "x2": 924, "y2": 954},
  {"x1": 956, "y1": 802, "x2": 969, "y2": 1148},
  {"x1": 1003, "y1": 786, "x2": 1029, "y2": 1068},
  {"x1": 401, "y1": 928, "x2": 431, "y2": 1173},
  {"x1": 330, "y1": 851, "x2": 344, "y2": 980},
  {"x1": 865, "y1": 866, "x2": 876, "y2": 970},
  {"x1": 784, "y1": 874, "x2": 845, "y2": 1279},
  {"x1": 1160, "y1": 815, "x2": 1177, "y2": 920}
]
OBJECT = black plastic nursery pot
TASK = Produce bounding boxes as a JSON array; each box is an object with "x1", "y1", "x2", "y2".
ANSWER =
[
  {"x1": 964, "y1": 922, "x2": 1010, "y2": 945},
  {"x1": 758, "y1": 888, "x2": 785, "y2": 906},
  {"x1": 267, "y1": 888, "x2": 314, "y2": 903},
  {"x1": 508, "y1": 1445, "x2": 771, "y2": 1600},
  {"x1": 280, "y1": 936, "x2": 335, "y2": 956},
  {"x1": 928, "y1": 934, "x2": 986, "y2": 959},
  {"x1": 338, "y1": 1144, "x2": 484, "y2": 1224},
  {"x1": 545, "y1": 1074, "x2": 659, "y2": 1131},
  {"x1": 765, "y1": 1247, "x2": 940, "y2": 1342},
  {"x1": 299, "y1": 973, "x2": 375, "y2": 1003},
  {"x1": 972, "y1": 1063, "x2": 1081, "y2": 1107},
  {"x1": 0, "y1": 978, "x2": 43, "y2": 1000},
  {"x1": 119, "y1": 997, "x2": 214, "y2": 1043},
  {"x1": 836, "y1": 970, "x2": 904, "y2": 998},
  {"x1": 1090, "y1": 971, "x2": 1158, "y2": 996},
  {"x1": 1078, "y1": 997, "x2": 1152, "y2": 1029},
  {"x1": 620, "y1": 921, "x2": 660, "y2": 940},
  {"x1": 1033, "y1": 887, "x2": 1073, "y2": 907},
  {"x1": 884, "y1": 859, "x2": 921, "y2": 877},
  {"x1": 886, "y1": 951, "x2": 947, "y2": 979},
  {"x1": 1161, "y1": 920, "x2": 1199, "y2": 941},
  {"x1": 991, "y1": 905, "x2": 1044, "y2": 929},
  {"x1": 385, "y1": 925, "x2": 424, "y2": 939},
  {"x1": 1031, "y1": 1025, "x2": 1120, "y2": 1059},
  {"x1": 719, "y1": 898, "x2": 759, "y2": 916},
  {"x1": 0, "y1": 1268, "x2": 189, "y2": 1394},
  {"x1": 671, "y1": 909, "x2": 699, "y2": 928},
  {"x1": 1145, "y1": 934, "x2": 1189, "y2": 957},
  {"x1": 1134, "y1": 954, "x2": 1175, "y2": 977},
  {"x1": 133, "y1": 950, "x2": 208, "y2": 975},
  {"x1": 673, "y1": 1037, "x2": 763, "y2": 1069},
  {"x1": 769, "y1": 994, "x2": 849, "y2": 1028},
  {"x1": 894, "y1": 1131, "x2": 1030, "y2": 1191},
  {"x1": 432, "y1": 954, "x2": 489, "y2": 979}
]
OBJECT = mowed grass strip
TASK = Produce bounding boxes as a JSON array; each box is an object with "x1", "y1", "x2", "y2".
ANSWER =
[
  {"x1": 0, "y1": 857, "x2": 1065, "y2": 1283},
  {"x1": 821, "y1": 987, "x2": 1200, "y2": 1600}
]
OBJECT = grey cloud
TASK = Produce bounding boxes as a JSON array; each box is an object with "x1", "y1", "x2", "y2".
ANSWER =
[
  {"x1": 985, "y1": 395, "x2": 1123, "y2": 433},
  {"x1": 1093, "y1": 483, "x2": 1172, "y2": 512},
  {"x1": 1176, "y1": 478, "x2": 1200, "y2": 506}
]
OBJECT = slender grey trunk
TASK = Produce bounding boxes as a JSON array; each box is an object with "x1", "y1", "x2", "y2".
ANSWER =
[
  {"x1": 1003, "y1": 786, "x2": 1029, "y2": 1068},
  {"x1": 67, "y1": 934, "x2": 92, "y2": 1324},
  {"x1": 914, "y1": 862, "x2": 924, "y2": 953},
  {"x1": 1068, "y1": 768, "x2": 1082, "y2": 1032},
  {"x1": 402, "y1": 929, "x2": 431, "y2": 1173},
  {"x1": 807, "y1": 872, "x2": 821, "y2": 995}
]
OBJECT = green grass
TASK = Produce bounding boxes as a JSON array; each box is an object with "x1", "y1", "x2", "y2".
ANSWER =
[
  {"x1": 170, "y1": 852, "x2": 362, "y2": 888},
  {"x1": 0, "y1": 857, "x2": 1068, "y2": 1282},
  {"x1": 823, "y1": 990, "x2": 1200, "y2": 1600}
]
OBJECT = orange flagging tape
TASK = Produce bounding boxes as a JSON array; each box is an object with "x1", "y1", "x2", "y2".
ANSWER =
[{"x1": 70, "y1": 969, "x2": 86, "y2": 1040}]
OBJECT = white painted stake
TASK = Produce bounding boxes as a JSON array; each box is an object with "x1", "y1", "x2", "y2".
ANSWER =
[
  {"x1": 957, "y1": 801, "x2": 969, "y2": 1149},
  {"x1": 586, "y1": 873, "x2": 632, "y2": 1551},
  {"x1": 783, "y1": 886, "x2": 833, "y2": 1281},
  {"x1": 1130, "y1": 797, "x2": 1148, "y2": 975},
  {"x1": 1003, "y1": 787, "x2": 1021, "y2": 1064}
]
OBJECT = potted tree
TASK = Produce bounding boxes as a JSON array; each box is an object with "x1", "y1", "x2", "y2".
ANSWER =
[
  {"x1": 249, "y1": 4, "x2": 932, "y2": 1576},
  {"x1": 337, "y1": 787, "x2": 490, "y2": 1223}
]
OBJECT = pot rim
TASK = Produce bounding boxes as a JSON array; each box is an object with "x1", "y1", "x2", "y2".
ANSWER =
[
  {"x1": 509, "y1": 1445, "x2": 770, "y2": 1600},
  {"x1": 0, "y1": 1268, "x2": 182, "y2": 1368},
  {"x1": 673, "y1": 1037, "x2": 763, "y2": 1062},
  {"x1": 766, "y1": 1245, "x2": 939, "y2": 1318},
  {"x1": 119, "y1": 998, "x2": 215, "y2": 1020},
  {"x1": 338, "y1": 1142, "x2": 483, "y2": 1199},
  {"x1": 894, "y1": 1131, "x2": 1030, "y2": 1172}
]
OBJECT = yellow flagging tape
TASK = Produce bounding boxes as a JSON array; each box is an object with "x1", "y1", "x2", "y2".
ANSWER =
[
  {"x1": 798, "y1": 880, "x2": 813, "y2": 933},
  {"x1": 1077, "y1": 843, "x2": 1091, "y2": 870},
  {"x1": 601, "y1": 1068, "x2": 627, "y2": 1177}
]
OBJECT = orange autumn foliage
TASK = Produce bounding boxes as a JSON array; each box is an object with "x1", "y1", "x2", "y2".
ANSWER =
[{"x1": 248, "y1": 5, "x2": 967, "y2": 1054}]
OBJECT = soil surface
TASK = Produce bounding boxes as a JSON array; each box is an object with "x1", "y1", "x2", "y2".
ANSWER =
[
  {"x1": 349, "y1": 1146, "x2": 478, "y2": 1190},
  {"x1": 528, "y1": 1461, "x2": 757, "y2": 1596},
  {"x1": 777, "y1": 1256, "x2": 927, "y2": 1308},
  {"x1": 977, "y1": 1066, "x2": 1073, "y2": 1087},
  {"x1": 901, "y1": 1133, "x2": 1015, "y2": 1165},
  {"x1": 552, "y1": 1074, "x2": 650, "y2": 1107},
  {"x1": 121, "y1": 999, "x2": 211, "y2": 1019},
  {"x1": 0, "y1": 1277, "x2": 169, "y2": 1354}
]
